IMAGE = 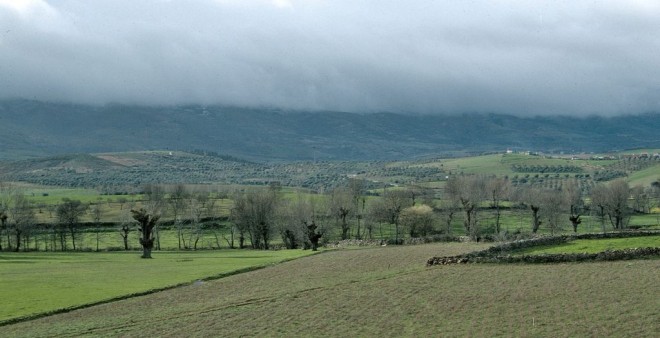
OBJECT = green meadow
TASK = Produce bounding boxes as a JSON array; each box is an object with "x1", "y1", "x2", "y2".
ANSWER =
[
  {"x1": 0, "y1": 249, "x2": 314, "y2": 323},
  {"x1": 512, "y1": 236, "x2": 660, "y2": 255}
]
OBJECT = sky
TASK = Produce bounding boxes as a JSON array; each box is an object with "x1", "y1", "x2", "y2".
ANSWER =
[{"x1": 1, "y1": 0, "x2": 659, "y2": 116}]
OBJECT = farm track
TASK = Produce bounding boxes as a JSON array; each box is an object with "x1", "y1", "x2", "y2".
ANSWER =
[{"x1": 1, "y1": 243, "x2": 658, "y2": 337}]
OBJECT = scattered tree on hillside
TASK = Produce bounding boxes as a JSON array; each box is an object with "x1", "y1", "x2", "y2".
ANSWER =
[{"x1": 131, "y1": 208, "x2": 159, "y2": 258}]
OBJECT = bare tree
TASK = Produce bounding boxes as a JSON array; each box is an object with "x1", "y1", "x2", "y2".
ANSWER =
[
  {"x1": 131, "y1": 208, "x2": 160, "y2": 258},
  {"x1": 446, "y1": 176, "x2": 487, "y2": 240},
  {"x1": 188, "y1": 191, "x2": 209, "y2": 250},
  {"x1": 541, "y1": 189, "x2": 565, "y2": 235},
  {"x1": 486, "y1": 177, "x2": 510, "y2": 234},
  {"x1": 379, "y1": 189, "x2": 413, "y2": 244},
  {"x1": 591, "y1": 179, "x2": 631, "y2": 230},
  {"x1": 329, "y1": 187, "x2": 353, "y2": 240},
  {"x1": 630, "y1": 185, "x2": 650, "y2": 213},
  {"x1": 167, "y1": 184, "x2": 188, "y2": 249},
  {"x1": 143, "y1": 184, "x2": 166, "y2": 250},
  {"x1": 564, "y1": 180, "x2": 583, "y2": 233},
  {"x1": 590, "y1": 184, "x2": 609, "y2": 233},
  {"x1": 56, "y1": 199, "x2": 88, "y2": 251},
  {"x1": 514, "y1": 186, "x2": 543, "y2": 234},
  {"x1": 231, "y1": 187, "x2": 280, "y2": 250},
  {"x1": 118, "y1": 207, "x2": 133, "y2": 250},
  {"x1": 0, "y1": 211, "x2": 7, "y2": 250},
  {"x1": 90, "y1": 202, "x2": 104, "y2": 251},
  {"x1": 9, "y1": 194, "x2": 36, "y2": 252},
  {"x1": 279, "y1": 193, "x2": 314, "y2": 249},
  {"x1": 0, "y1": 182, "x2": 16, "y2": 250}
]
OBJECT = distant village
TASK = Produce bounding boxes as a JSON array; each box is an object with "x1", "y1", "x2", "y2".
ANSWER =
[{"x1": 504, "y1": 149, "x2": 660, "y2": 161}]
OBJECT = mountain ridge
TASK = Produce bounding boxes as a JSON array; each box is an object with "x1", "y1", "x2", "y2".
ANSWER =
[{"x1": 1, "y1": 99, "x2": 659, "y2": 161}]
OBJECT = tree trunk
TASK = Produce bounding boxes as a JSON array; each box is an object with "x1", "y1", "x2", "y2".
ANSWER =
[
  {"x1": 69, "y1": 226, "x2": 77, "y2": 251},
  {"x1": 142, "y1": 247, "x2": 152, "y2": 259},
  {"x1": 14, "y1": 230, "x2": 21, "y2": 252},
  {"x1": 530, "y1": 205, "x2": 541, "y2": 233}
]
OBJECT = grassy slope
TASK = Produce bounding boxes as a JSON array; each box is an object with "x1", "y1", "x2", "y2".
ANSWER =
[
  {"x1": 627, "y1": 165, "x2": 660, "y2": 187},
  {"x1": 1, "y1": 243, "x2": 658, "y2": 337},
  {"x1": 0, "y1": 250, "x2": 313, "y2": 322},
  {"x1": 512, "y1": 236, "x2": 660, "y2": 255}
]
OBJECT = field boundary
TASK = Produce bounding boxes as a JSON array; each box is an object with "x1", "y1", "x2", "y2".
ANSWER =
[
  {"x1": 427, "y1": 231, "x2": 660, "y2": 266},
  {"x1": 0, "y1": 252, "x2": 321, "y2": 327}
]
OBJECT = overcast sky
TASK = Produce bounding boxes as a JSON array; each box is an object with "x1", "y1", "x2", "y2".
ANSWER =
[{"x1": 1, "y1": 0, "x2": 659, "y2": 116}]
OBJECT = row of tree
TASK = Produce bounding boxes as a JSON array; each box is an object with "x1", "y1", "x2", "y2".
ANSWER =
[{"x1": 1, "y1": 177, "x2": 658, "y2": 254}]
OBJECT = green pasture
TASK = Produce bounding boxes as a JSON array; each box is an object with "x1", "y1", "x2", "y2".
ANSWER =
[
  {"x1": 512, "y1": 236, "x2": 660, "y2": 256},
  {"x1": 0, "y1": 249, "x2": 314, "y2": 323},
  {"x1": 627, "y1": 165, "x2": 660, "y2": 187}
]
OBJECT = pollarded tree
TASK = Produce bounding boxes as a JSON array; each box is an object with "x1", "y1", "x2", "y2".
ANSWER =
[
  {"x1": 131, "y1": 208, "x2": 160, "y2": 258},
  {"x1": 563, "y1": 180, "x2": 583, "y2": 233},
  {"x1": 512, "y1": 186, "x2": 544, "y2": 234},
  {"x1": 329, "y1": 187, "x2": 353, "y2": 240},
  {"x1": 143, "y1": 184, "x2": 166, "y2": 250}
]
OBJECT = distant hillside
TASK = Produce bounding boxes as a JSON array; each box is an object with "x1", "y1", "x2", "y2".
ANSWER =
[
  {"x1": 1, "y1": 100, "x2": 659, "y2": 161},
  {"x1": 0, "y1": 149, "x2": 657, "y2": 191}
]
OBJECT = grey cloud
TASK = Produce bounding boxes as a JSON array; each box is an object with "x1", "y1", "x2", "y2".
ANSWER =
[{"x1": 1, "y1": 0, "x2": 659, "y2": 116}]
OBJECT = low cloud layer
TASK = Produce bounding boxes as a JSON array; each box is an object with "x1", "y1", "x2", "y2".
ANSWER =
[{"x1": 1, "y1": 0, "x2": 659, "y2": 116}]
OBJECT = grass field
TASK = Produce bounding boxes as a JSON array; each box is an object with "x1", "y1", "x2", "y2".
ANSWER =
[
  {"x1": 0, "y1": 249, "x2": 314, "y2": 323},
  {"x1": 0, "y1": 242, "x2": 657, "y2": 337},
  {"x1": 512, "y1": 236, "x2": 660, "y2": 255}
]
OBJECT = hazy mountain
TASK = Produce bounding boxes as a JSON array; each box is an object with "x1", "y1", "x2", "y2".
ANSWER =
[{"x1": 1, "y1": 100, "x2": 659, "y2": 161}]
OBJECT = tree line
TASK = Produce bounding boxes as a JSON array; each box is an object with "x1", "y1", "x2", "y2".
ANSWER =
[{"x1": 1, "y1": 177, "x2": 659, "y2": 255}]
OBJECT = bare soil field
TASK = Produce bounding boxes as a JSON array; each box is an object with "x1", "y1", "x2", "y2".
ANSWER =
[{"x1": 1, "y1": 243, "x2": 658, "y2": 337}]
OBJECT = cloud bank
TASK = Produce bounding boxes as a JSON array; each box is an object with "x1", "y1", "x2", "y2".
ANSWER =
[{"x1": 1, "y1": 0, "x2": 659, "y2": 116}]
